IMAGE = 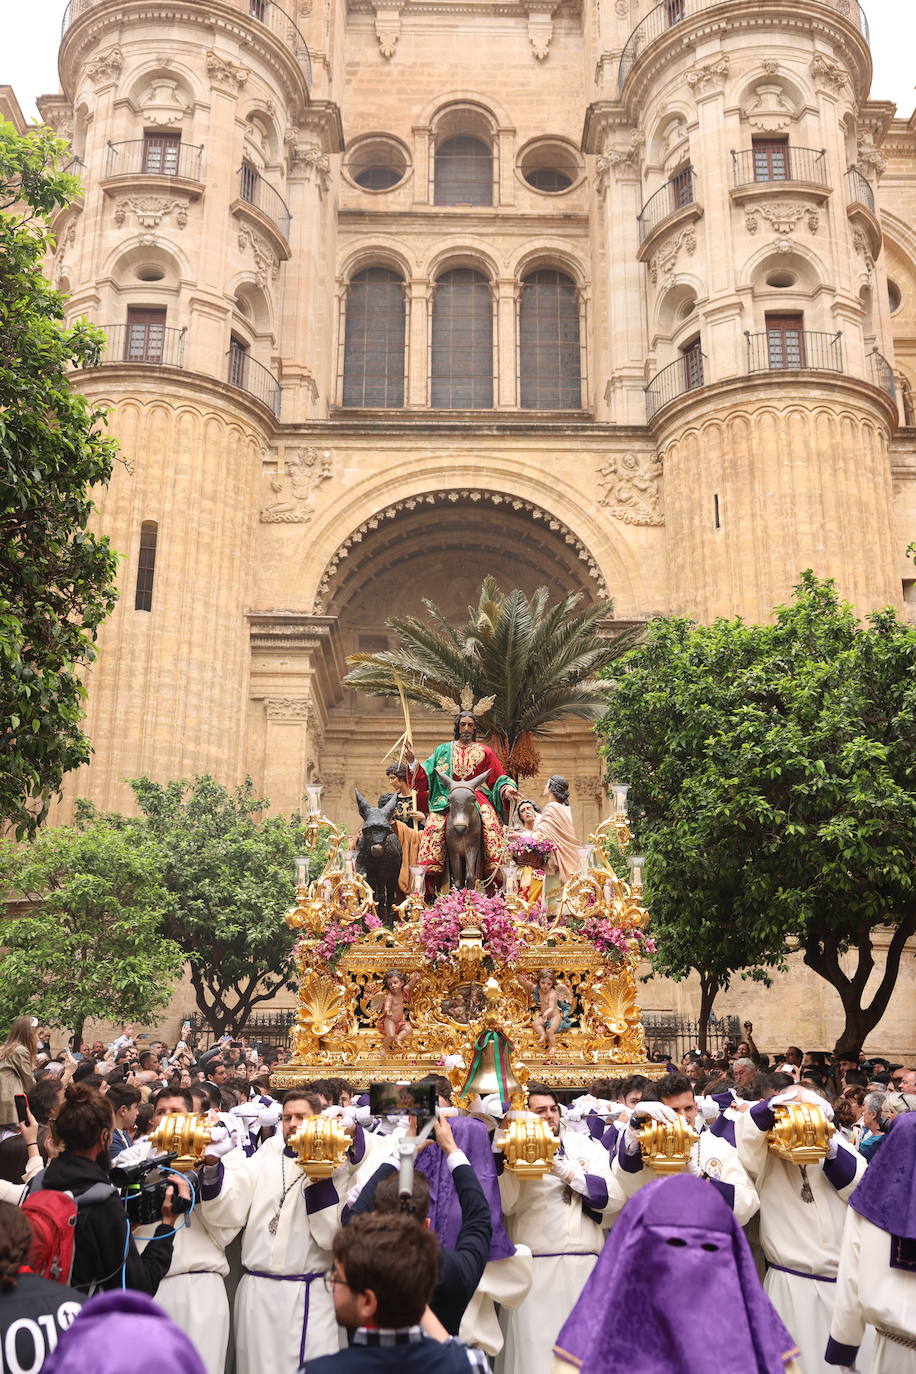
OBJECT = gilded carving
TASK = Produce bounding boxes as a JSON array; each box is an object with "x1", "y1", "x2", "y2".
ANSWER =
[
  {"x1": 113, "y1": 197, "x2": 189, "y2": 229},
  {"x1": 83, "y1": 46, "x2": 123, "y2": 87},
  {"x1": 598, "y1": 452, "x2": 663, "y2": 525},
  {"x1": 205, "y1": 50, "x2": 250, "y2": 91},
  {"x1": 744, "y1": 201, "x2": 819, "y2": 236},
  {"x1": 648, "y1": 229, "x2": 696, "y2": 286},
  {"x1": 260, "y1": 447, "x2": 334, "y2": 523},
  {"x1": 238, "y1": 226, "x2": 280, "y2": 285}
]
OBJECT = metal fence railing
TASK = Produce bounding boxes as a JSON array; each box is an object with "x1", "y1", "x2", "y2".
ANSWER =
[
  {"x1": 81, "y1": 323, "x2": 187, "y2": 369},
  {"x1": 731, "y1": 145, "x2": 828, "y2": 189},
  {"x1": 104, "y1": 140, "x2": 203, "y2": 181},
  {"x1": 184, "y1": 1010, "x2": 296, "y2": 1048},
  {"x1": 62, "y1": 0, "x2": 311, "y2": 88},
  {"x1": 746, "y1": 329, "x2": 843, "y2": 374},
  {"x1": 637, "y1": 167, "x2": 697, "y2": 245},
  {"x1": 618, "y1": 0, "x2": 869, "y2": 92},
  {"x1": 641, "y1": 1013, "x2": 743, "y2": 1062},
  {"x1": 238, "y1": 164, "x2": 292, "y2": 241},
  {"x1": 645, "y1": 352, "x2": 706, "y2": 420},
  {"x1": 846, "y1": 165, "x2": 875, "y2": 214},
  {"x1": 226, "y1": 349, "x2": 283, "y2": 417},
  {"x1": 867, "y1": 348, "x2": 896, "y2": 402}
]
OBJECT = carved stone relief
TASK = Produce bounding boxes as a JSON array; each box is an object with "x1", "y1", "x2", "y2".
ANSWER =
[
  {"x1": 285, "y1": 134, "x2": 332, "y2": 190},
  {"x1": 238, "y1": 226, "x2": 280, "y2": 285},
  {"x1": 743, "y1": 80, "x2": 794, "y2": 132},
  {"x1": 597, "y1": 452, "x2": 663, "y2": 526},
  {"x1": 810, "y1": 54, "x2": 848, "y2": 94},
  {"x1": 206, "y1": 51, "x2": 249, "y2": 92},
  {"x1": 373, "y1": 5, "x2": 401, "y2": 57},
  {"x1": 595, "y1": 134, "x2": 643, "y2": 193},
  {"x1": 685, "y1": 56, "x2": 729, "y2": 95},
  {"x1": 526, "y1": 7, "x2": 555, "y2": 60},
  {"x1": 260, "y1": 448, "x2": 334, "y2": 523},
  {"x1": 84, "y1": 46, "x2": 123, "y2": 87},
  {"x1": 113, "y1": 196, "x2": 189, "y2": 229},
  {"x1": 744, "y1": 201, "x2": 819, "y2": 235},
  {"x1": 649, "y1": 229, "x2": 696, "y2": 286},
  {"x1": 138, "y1": 79, "x2": 190, "y2": 125}
]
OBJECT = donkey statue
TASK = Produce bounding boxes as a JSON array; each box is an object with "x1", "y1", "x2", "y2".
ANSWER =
[
  {"x1": 439, "y1": 769, "x2": 490, "y2": 891},
  {"x1": 354, "y1": 790, "x2": 402, "y2": 925}
]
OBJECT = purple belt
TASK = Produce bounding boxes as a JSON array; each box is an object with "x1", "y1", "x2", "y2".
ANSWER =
[
  {"x1": 768, "y1": 1263, "x2": 836, "y2": 1284},
  {"x1": 531, "y1": 1252, "x2": 598, "y2": 1259},
  {"x1": 242, "y1": 1267, "x2": 326, "y2": 1364}
]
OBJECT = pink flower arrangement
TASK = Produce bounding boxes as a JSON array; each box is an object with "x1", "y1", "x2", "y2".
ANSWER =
[
  {"x1": 419, "y1": 890, "x2": 541, "y2": 967},
  {"x1": 507, "y1": 835, "x2": 556, "y2": 864},
  {"x1": 573, "y1": 918, "x2": 657, "y2": 963},
  {"x1": 296, "y1": 910, "x2": 384, "y2": 968}
]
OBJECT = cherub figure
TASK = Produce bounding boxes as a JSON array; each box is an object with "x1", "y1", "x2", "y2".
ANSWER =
[
  {"x1": 516, "y1": 967, "x2": 573, "y2": 1057},
  {"x1": 369, "y1": 968, "x2": 420, "y2": 1052}
]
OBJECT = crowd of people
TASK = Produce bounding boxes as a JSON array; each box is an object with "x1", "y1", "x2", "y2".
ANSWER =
[{"x1": 0, "y1": 1015, "x2": 913, "y2": 1373}]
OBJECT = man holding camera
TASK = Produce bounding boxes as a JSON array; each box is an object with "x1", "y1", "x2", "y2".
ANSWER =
[{"x1": 198, "y1": 1088, "x2": 367, "y2": 1374}]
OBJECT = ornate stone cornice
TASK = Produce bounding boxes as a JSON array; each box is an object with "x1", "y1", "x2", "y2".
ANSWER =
[
  {"x1": 285, "y1": 137, "x2": 331, "y2": 190},
  {"x1": 648, "y1": 228, "x2": 696, "y2": 286},
  {"x1": 684, "y1": 55, "x2": 728, "y2": 95},
  {"x1": 83, "y1": 44, "x2": 123, "y2": 87},
  {"x1": 810, "y1": 53, "x2": 847, "y2": 94},
  {"x1": 595, "y1": 133, "x2": 644, "y2": 193},
  {"x1": 206, "y1": 50, "x2": 249, "y2": 92}
]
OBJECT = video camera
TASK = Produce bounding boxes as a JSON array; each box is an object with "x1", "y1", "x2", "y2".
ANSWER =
[{"x1": 109, "y1": 1152, "x2": 197, "y2": 1226}]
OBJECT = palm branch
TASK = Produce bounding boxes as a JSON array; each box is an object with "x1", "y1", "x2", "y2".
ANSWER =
[{"x1": 343, "y1": 579, "x2": 642, "y2": 777}]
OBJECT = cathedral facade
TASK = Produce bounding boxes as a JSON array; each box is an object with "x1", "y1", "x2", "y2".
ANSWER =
[{"x1": 24, "y1": 0, "x2": 916, "y2": 1045}]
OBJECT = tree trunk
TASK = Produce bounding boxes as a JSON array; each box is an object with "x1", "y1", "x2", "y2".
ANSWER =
[
  {"x1": 71, "y1": 1015, "x2": 85, "y2": 1051},
  {"x1": 803, "y1": 916, "x2": 916, "y2": 1056},
  {"x1": 697, "y1": 972, "x2": 719, "y2": 1055}
]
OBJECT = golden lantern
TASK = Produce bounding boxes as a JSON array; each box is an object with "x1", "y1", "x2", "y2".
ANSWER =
[
  {"x1": 494, "y1": 1115, "x2": 561, "y2": 1178},
  {"x1": 288, "y1": 1114, "x2": 351, "y2": 1179},
  {"x1": 148, "y1": 1113, "x2": 215, "y2": 1171},
  {"x1": 635, "y1": 1115, "x2": 699, "y2": 1174},
  {"x1": 767, "y1": 1101, "x2": 834, "y2": 1165}
]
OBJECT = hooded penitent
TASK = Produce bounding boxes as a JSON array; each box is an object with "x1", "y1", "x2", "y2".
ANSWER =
[
  {"x1": 849, "y1": 1110, "x2": 916, "y2": 1270},
  {"x1": 42, "y1": 1289, "x2": 208, "y2": 1374},
  {"x1": 553, "y1": 1174, "x2": 798, "y2": 1374}
]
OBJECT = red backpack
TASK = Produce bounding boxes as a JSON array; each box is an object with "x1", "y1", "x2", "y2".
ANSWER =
[{"x1": 22, "y1": 1191, "x2": 78, "y2": 1285}]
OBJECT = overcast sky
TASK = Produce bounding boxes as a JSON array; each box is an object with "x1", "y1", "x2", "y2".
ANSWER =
[{"x1": 4, "y1": 0, "x2": 915, "y2": 122}]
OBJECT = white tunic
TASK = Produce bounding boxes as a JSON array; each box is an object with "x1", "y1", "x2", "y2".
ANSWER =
[
  {"x1": 613, "y1": 1125, "x2": 760, "y2": 1227},
  {"x1": 828, "y1": 1208, "x2": 916, "y2": 1373},
  {"x1": 459, "y1": 1246, "x2": 533, "y2": 1356},
  {"x1": 735, "y1": 1102, "x2": 866, "y2": 1374},
  {"x1": 199, "y1": 1131, "x2": 362, "y2": 1374},
  {"x1": 496, "y1": 1129, "x2": 623, "y2": 1374}
]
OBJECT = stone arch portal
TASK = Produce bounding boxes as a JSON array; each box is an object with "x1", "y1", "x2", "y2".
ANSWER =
[{"x1": 289, "y1": 491, "x2": 614, "y2": 838}]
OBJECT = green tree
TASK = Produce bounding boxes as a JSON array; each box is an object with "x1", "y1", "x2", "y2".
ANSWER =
[
  {"x1": 344, "y1": 576, "x2": 638, "y2": 777},
  {"x1": 129, "y1": 775, "x2": 316, "y2": 1037},
  {"x1": 0, "y1": 121, "x2": 119, "y2": 836},
  {"x1": 596, "y1": 574, "x2": 916, "y2": 1054},
  {"x1": 0, "y1": 818, "x2": 181, "y2": 1046}
]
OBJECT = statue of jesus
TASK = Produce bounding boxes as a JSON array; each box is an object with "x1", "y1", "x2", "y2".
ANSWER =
[{"x1": 405, "y1": 710, "x2": 520, "y2": 882}]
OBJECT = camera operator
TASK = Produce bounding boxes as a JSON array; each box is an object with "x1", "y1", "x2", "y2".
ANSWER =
[{"x1": 41, "y1": 1083, "x2": 187, "y2": 1295}]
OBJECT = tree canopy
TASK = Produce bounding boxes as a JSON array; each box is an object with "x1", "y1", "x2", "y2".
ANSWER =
[
  {"x1": 0, "y1": 120, "x2": 119, "y2": 836},
  {"x1": 596, "y1": 573, "x2": 916, "y2": 1053},
  {"x1": 0, "y1": 817, "x2": 181, "y2": 1046},
  {"x1": 343, "y1": 576, "x2": 638, "y2": 776},
  {"x1": 128, "y1": 775, "x2": 318, "y2": 1037}
]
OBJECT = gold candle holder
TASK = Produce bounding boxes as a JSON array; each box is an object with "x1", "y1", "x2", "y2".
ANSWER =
[
  {"x1": 148, "y1": 1112, "x2": 215, "y2": 1171},
  {"x1": 494, "y1": 1115, "x2": 561, "y2": 1178},
  {"x1": 635, "y1": 1115, "x2": 699, "y2": 1174},
  {"x1": 288, "y1": 1115, "x2": 351, "y2": 1179},
  {"x1": 767, "y1": 1101, "x2": 834, "y2": 1165}
]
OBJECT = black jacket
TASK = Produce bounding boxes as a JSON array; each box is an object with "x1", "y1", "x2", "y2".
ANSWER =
[
  {"x1": 348, "y1": 1159, "x2": 492, "y2": 1334},
  {"x1": 42, "y1": 1151, "x2": 174, "y2": 1296},
  {"x1": 0, "y1": 1271, "x2": 85, "y2": 1368},
  {"x1": 304, "y1": 1335, "x2": 482, "y2": 1374}
]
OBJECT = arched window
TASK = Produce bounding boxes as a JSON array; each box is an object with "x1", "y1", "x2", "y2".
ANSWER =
[
  {"x1": 519, "y1": 269, "x2": 581, "y2": 409},
  {"x1": 434, "y1": 137, "x2": 492, "y2": 206},
  {"x1": 135, "y1": 521, "x2": 158, "y2": 611},
  {"x1": 431, "y1": 268, "x2": 493, "y2": 408},
  {"x1": 342, "y1": 267, "x2": 406, "y2": 407}
]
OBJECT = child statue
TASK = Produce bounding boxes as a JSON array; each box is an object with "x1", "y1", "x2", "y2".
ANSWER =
[{"x1": 516, "y1": 967, "x2": 573, "y2": 1057}]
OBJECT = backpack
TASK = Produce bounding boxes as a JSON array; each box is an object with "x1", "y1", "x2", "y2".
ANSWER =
[
  {"x1": 21, "y1": 1190, "x2": 77, "y2": 1284},
  {"x1": 23, "y1": 1181, "x2": 116, "y2": 1286}
]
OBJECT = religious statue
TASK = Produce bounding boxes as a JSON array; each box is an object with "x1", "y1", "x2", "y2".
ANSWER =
[
  {"x1": 516, "y1": 967, "x2": 574, "y2": 1056},
  {"x1": 381, "y1": 761, "x2": 427, "y2": 830},
  {"x1": 369, "y1": 968, "x2": 419, "y2": 1053},
  {"x1": 532, "y1": 775, "x2": 581, "y2": 883},
  {"x1": 405, "y1": 710, "x2": 520, "y2": 884}
]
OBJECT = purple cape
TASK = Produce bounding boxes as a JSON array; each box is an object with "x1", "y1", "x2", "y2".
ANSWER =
[
  {"x1": 43, "y1": 1290, "x2": 208, "y2": 1374},
  {"x1": 850, "y1": 1110, "x2": 916, "y2": 1239},
  {"x1": 553, "y1": 1175, "x2": 798, "y2": 1374},
  {"x1": 415, "y1": 1115, "x2": 515, "y2": 1261}
]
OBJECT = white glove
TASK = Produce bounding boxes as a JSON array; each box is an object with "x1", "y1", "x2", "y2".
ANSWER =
[
  {"x1": 321, "y1": 1105, "x2": 345, "y2": 1119},
  {"x1": 770, "y1": 1087, "x2": 834, "y2": 1121},
  {"x1": 204, "y1": 1125, "x2": 236, "y2": 1159},
  {"x1": 630, "y1": 1102, "x2": 678, "y2": 1126},
  {"x1": 695, "y1": 1095, "x2": 721, "y2": 1124},
  {"x1": 565, "y1": 1095, "x2": 600, "y2": 1122},
  {"x1": 257, "y1": 1099, "x2": 282, "y2": 1129},
  {"x1": 111, "y1": 1140, "x2": 154, "y2": 1168},
  {"x1": 551, "y1": 1154, "x2": 587, "y2": 1193},
  {"x1": 230, "y1": 1101, "x2": 261, "y2": 1124},
  {"x1": 480, "y1": 1093, "x2": 509, "y2": 1120}
]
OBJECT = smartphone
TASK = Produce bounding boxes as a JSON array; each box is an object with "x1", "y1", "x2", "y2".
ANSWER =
[
  {"x1": 13, "y1": 1094, "x2": 29, "y2": 1125},
  {"x1": 368, "y1": 1081, "x2": 438, "y2": 1122}
]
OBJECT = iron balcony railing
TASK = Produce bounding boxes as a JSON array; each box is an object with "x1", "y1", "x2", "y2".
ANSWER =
[
  {"x1": 846, "y1": 165, "x2": 875, "y2": 214},
  {"x1": 79, "y1": 323, "x2": 187, "y2": 368},
  {"x1": 226, "y1": 349, "x2": 282, "y2": 417},
  {"x1": 637, "y1": 167, "x2": 697, "y2": 245},
  {"x1": 746, "y1": 329, "x2": 843, "y2": 374},
  {"x1": 62, "y1": 0, "x2": 311, "y2": 88},
  {"x1": 104, "y1": 140, "x2": 204, "y2": 181},
  {"x1": 618, "y1": 0, "x2": 869, "y2": 92},
  {"x1": 731, "y1": 146, "x2": 828, "y2": 189},
  {"x1": 238, "y1": 164, "x2": 291, "y2": 241},
  {"x1": 645, "y1": 352, "x2": 706, "y2": 420},
  {"x1": 867, "y1": 348, "x2": 896, "y2": 401}
]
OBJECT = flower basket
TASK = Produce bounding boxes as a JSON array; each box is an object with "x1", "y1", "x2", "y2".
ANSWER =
[{"x1": 507, "y1": 835, "x2": 555, "y2": 867}]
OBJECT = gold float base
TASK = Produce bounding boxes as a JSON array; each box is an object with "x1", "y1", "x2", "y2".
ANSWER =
[{"x1": 271, "y1": 1055, "x2": 665, "y2": 1094}]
